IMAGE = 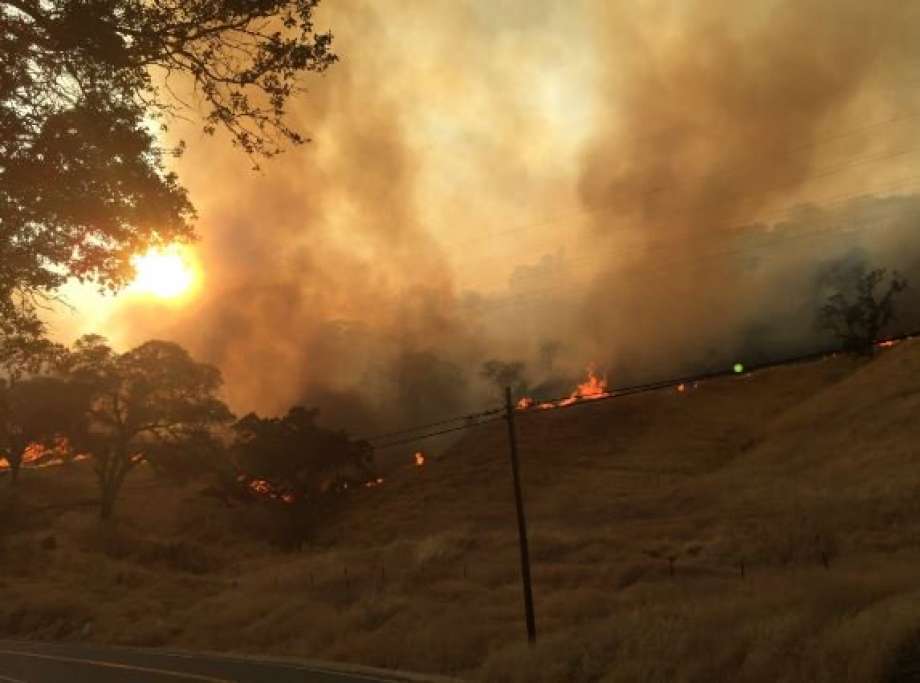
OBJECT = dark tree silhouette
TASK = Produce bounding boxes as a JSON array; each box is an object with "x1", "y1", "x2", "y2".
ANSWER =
[
  {"x1": 1, "y1": 0, "x2": 336, "y2": 340},
  {"x1": 0, "y1": 375, "x2": 84, "y2": 486},
  {"x1": 63, "y1": 335, "x2": 233, "y2": 519},
  {"x1": 480, "y1": 359, "x2": 530, "y2": 397},
  {"x1": 233, "y1": 406, "x2": 374, "y2": 499},
  {"x1": 818, "y1": 265, "x2": 907, "y2": 355}
]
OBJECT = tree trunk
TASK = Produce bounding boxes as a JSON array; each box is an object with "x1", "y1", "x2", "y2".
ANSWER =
[
  {"x1": 97, "y1": 442, "x2": 133, "y2": 521},
  {"x1": 99, "y1": 492, "x2": 115, "y2": 521}
]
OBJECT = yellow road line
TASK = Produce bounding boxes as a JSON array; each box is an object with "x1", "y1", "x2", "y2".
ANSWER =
[{"x1": 0, "y1": 649, "x2": 232, "y2": 682}]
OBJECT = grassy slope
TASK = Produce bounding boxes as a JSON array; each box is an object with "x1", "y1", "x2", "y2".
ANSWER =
[{"x1": 1, "y1": 342, "x2": 919, "y2": 682}]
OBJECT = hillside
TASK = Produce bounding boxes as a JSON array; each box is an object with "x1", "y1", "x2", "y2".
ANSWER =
[{"x1": 1, "y1": 343, "x2": 919, "y2": 682}]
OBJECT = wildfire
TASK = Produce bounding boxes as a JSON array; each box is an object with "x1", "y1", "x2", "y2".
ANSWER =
[
  {"x1": 0, "y1": 438, "x2": 87, "y2": 471},
  {"x1": 516, "y1": 366, "x2": 612, "y2": 411},
  {"x1": 415, "y1": 451, "x2": 426, "y2": 466},
  {"x1": 236, "y1": 474, "x2": 299, "y2": 504}
]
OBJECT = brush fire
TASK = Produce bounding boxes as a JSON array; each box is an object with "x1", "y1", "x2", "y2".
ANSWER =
[
  {"x1": 415, "y1": 452, "x2": 426, "y2": 466},
  {"x1": 517, "y1": 367, "x2": 612, "y2": 411},
  {"x1": 236, "y1": 474, "x2": 299, "y2": 504},
  {"x1": 0, "y1": 439, "x2": 87, "y2": 472}
]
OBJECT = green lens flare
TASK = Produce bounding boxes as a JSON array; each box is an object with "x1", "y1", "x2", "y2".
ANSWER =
[{"x1": 733, "y1": 363, "x2": 745, "y2": 374}]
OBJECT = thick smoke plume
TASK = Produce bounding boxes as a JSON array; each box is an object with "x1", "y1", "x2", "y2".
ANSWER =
[
  {"x1": 575, "y1": 0, "x2": 920, "y2": 381},
  {"x1": 63, "y1": 1, "x2": 920, "y2": 433}
]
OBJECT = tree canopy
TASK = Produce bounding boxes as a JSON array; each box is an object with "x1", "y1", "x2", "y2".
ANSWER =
[
  {"x1": 1, "y1": 0, "x2": 336, "y2": 342},
  {"x1": 233, "y1": 406, "x2": 374, "y2": 499},
  {"x1": 0, "y1": 374, "x2": 82, "y2": 484},
  {"x1": 64, "y1": 335, "x2": 233, "y2": 518},
  {"x1": 817, "y1": 263, "x2": 908, "y2": 355}
]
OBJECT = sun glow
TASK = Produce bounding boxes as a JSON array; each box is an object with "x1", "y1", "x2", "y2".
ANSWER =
[{"x1": 130, "y1": 246, "x2": 198, "y2": 300}]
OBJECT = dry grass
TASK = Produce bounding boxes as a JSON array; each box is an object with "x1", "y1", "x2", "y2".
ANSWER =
[{"x1": 1, "y1": 342, "x2": 920, "y2": 681}]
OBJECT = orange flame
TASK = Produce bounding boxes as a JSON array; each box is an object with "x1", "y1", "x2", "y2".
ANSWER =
[
  {"x1": 415, "y1": 452, "x2": 426, "y2": 466},
  {"x1": 237, "y1": 475, "x2": 299, "y2": 504},
  {"x1": 516, "y1": 365, "x2": 611, "y2": 411},
  {"x1": 0, "y1": 438, "x2": 86, "y2": 471},
  {"x1": 517, "y1": 397, "x2": 534, "y2": 410},
  {"x1": 572, "y1": 366, "x2": 609, "y2": 399}
]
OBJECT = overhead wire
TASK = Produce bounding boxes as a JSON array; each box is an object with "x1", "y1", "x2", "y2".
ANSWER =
[
  {"x1": 356, "y1": 115, "x2": 920, "y2": 449},
  {"x1": 364, "y1": 328, "x2": 920, "y2": 450},
  {"x1": 358, "y1": 405, "x2": 504, "y2": 444},
  {"x1": 369, "y1": 415, "x2": 506, "y2": 450}
]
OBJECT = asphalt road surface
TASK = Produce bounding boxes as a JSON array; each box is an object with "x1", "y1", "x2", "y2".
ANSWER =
[{"x1": 0, "y1": 641, "x2": 456, "y2": 683}]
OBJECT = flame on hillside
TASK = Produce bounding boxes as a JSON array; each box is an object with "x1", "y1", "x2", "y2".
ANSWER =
[
  {"x1": 415, "y1": 451, "x2": 426, "y2": 466},
  {"x1": 0, "y1": 438, "x2": 88, "y2": 471},
  {"x1": 517, "y1": 366, "x2": 611, "y2": 411},
  {"x1": 236, "y1": 474, "x2": 299, "y2": 504}
]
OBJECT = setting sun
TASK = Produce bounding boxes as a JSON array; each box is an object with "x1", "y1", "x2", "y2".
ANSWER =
[{"x1": 130, "y1": 246, "x2": 198, "y2": 300}]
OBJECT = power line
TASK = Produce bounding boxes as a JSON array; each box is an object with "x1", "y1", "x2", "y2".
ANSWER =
[
  {"x1": 359, "y1": 406, "x2": 504, "y2": 444},
  {"x1": 363, "y1": 329, "x2": 920, "y2": 451},
  {"x1": 356, "y1": 178, "x2": 920, "y2": 447},
  {"x1": 514, "y1": 329, "x2": 920, "y2": 419},
  {"x1": 369, "y1": 415, "x2": 505, "y2": 450}
]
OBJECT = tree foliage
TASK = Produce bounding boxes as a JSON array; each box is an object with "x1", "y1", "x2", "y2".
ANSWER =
[
  {"x1": 1, "y1": 0, "x2": 336, "y2": 339},
  {"x1": 63, "y1": 335, "x2": 233, "y2": 518},
  {"x1": 818, "y1": 264, "x2": 908, "y2": 355},
  {"x1": 0, "y1": 375, "x2": 83, "y2": 485},
  {"x1": 233, "y1": 406, "x2": 374, "y2": 498}
]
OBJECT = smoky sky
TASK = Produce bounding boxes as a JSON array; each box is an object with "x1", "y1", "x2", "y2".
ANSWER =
[{"x1": 58, "y1": 0, "x2": 920, "y2": 431}]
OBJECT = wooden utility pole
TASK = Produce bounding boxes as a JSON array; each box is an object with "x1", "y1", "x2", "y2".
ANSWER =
[{"x1": 504, "y1": 386, "x2": 537, "y2": 644}]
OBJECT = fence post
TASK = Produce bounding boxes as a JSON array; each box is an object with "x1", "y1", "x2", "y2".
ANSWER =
[{"x1": 505, "y1": 386, "x2": 537, "y2": 644}]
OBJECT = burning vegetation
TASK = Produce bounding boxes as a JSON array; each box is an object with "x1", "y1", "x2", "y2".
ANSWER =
[
  {"x1": 0, "y1": 438, "x2": 86, "y2": 473},
  {"x1": 516, "y1": 366, "x2": 611, "y2": 411}
]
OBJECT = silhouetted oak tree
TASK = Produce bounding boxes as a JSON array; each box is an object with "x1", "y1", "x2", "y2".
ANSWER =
[
  {"x1": 1, "y1": 0, "x2": 337, "y2": 340},
  {"x1": 0, "y1": 375, "x2": 84, "y2": 486},
  {"x1": 233, "y1": 406, "x2": 374, "y2": 498},
  {"x1": 64, "y1": 335, "x2": 233, "y2": 519},
  {"x1": 818, "y1": 265, "x2": 907, "y2": 355}
]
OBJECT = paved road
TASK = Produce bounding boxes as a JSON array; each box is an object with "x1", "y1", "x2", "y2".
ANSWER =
[{"x1": 0, "y1": 641, "x2": 459, "y2": 683}]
